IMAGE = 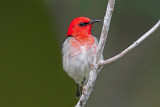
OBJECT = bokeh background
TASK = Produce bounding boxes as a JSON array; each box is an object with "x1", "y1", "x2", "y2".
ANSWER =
[{"x1": 0, "y1": 0, "x2": 160, "y2": 107}]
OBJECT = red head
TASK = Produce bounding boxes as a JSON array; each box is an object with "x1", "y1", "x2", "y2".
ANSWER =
[{"x1": 67, "y1": 17, "x2": 102, "y2": 37}]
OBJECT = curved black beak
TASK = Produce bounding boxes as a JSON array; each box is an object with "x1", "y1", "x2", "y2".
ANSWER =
[{"x1": 89, "y1": 19, "x2": 103, "y2": 24}]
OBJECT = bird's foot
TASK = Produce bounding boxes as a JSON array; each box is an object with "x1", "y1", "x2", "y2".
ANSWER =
[
  {"x1": 91, "y1": 64, "x2": 94, "y2": 70},
  {"x1": 82, "y1": 85, "x2": 87, "y2": 95}
]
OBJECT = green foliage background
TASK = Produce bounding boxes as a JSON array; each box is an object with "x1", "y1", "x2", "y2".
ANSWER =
[{"x1": 0, "y1": 0, "x2": 160, "y2": 107}]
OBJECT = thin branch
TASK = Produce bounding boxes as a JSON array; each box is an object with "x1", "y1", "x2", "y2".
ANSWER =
[
  {"x1": 94, "y1": 0, "x2": 115, "y2": 64},
  {"x1": 75, "y1": 0, "x2": 116, "y2": 107},
  {"x1": 100, "y1": 19, "x2": 160, "y2": 66},
  {"x1": 75, "y1": 0, "x2": 160, "y2": 106}
]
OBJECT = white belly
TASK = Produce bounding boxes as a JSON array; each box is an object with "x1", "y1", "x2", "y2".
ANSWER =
[
  {"x1": 63, "y1": 45, "x2": 95, "y2": 86},
  {"x1": 62, "y1": 36, "x2": 99, "y2": 86}
]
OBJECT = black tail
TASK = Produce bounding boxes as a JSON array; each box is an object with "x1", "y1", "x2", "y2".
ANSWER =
[{"x1": 75, "y1": 84, "x2": 82, "y2": 98}]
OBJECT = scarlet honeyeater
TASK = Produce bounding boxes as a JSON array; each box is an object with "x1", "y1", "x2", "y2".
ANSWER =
[{"x1": 62, "y1": 17, "x2": 102, "y2": 98}]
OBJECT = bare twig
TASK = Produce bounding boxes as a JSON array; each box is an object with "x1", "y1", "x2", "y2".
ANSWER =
[
  {"x1": 99, "y1": 19, "x2": 160, "y2": 66},
  {"x1": 94, "y1": 0, "x2": 115, "y2": 64},
  {"x1": 75, "y1": 0, "x2": 115, "y2": 107},
  {"x1": 75, "y1": 0, "x2": 160, "y2": 106}
]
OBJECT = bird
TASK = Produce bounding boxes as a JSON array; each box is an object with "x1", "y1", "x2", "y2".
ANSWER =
[{"x1": 62, "y1": 17, "x2": 102, "y2": 98}]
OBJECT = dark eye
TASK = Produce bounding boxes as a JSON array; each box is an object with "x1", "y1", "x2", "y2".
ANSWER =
[{"x1": 79, "y1": 22, "x2": 85, "y2": 27}]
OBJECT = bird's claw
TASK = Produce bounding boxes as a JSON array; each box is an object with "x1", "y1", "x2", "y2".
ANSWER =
[
  {"x1": 82, "y1": 85, "x2": 86, "y2": 95},
  {"x1": 91, "y1": 64, "x2": 94, "y2": 70}
]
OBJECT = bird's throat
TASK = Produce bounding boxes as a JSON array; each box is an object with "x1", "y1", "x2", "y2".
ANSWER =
[{"x1": 71, "y1": 34, "x2": 95, "y2": 49}]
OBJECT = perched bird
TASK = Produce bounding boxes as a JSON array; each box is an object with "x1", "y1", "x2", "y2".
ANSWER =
[{"x1": 62, "y1": 17, "x2": 102, "y2": 98}]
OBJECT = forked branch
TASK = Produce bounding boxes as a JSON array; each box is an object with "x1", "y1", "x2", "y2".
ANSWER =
[{"x1": 75, "y1": 0, "x2": 160, "y2": 106}]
